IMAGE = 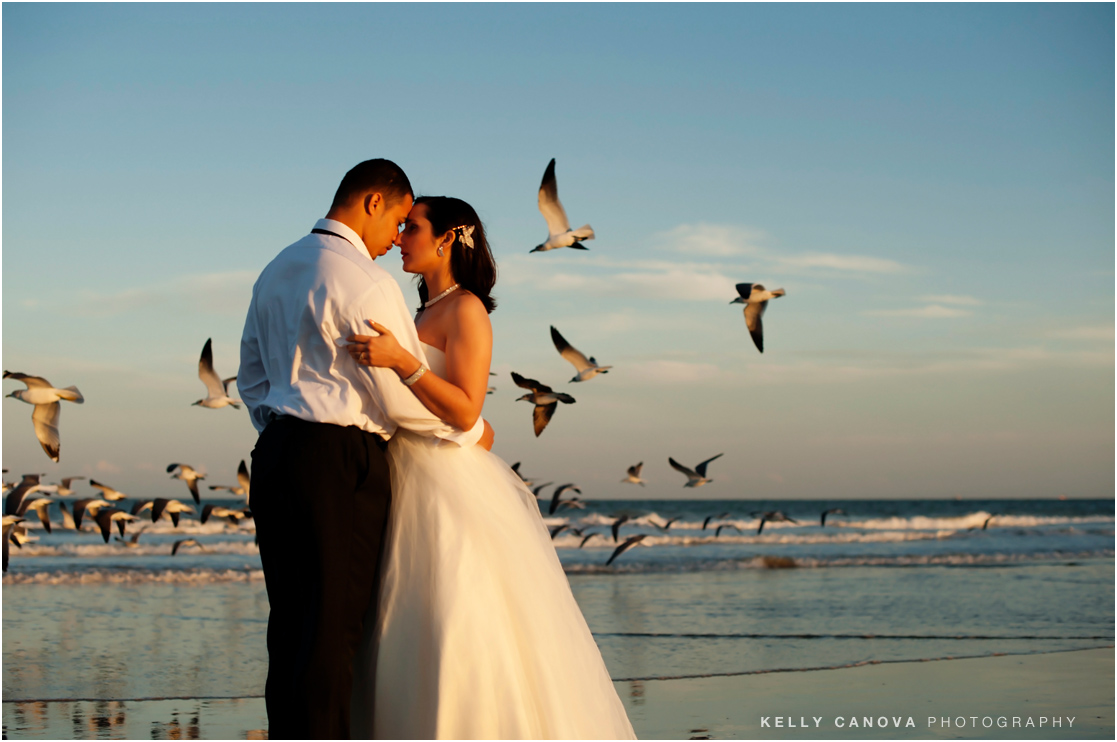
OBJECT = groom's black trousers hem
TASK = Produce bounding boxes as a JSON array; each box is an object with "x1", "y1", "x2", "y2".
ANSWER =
[{"x1": 251, "y1": 416, "x2": 391, "y2": 740}]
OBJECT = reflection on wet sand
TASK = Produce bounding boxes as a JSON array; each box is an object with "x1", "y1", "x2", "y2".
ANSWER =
[{"x1": 2, "y1": 699, "x2": 267, "y2": 740}]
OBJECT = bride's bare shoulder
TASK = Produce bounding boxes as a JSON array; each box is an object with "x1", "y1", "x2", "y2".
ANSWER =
[{"x1": 447, "y1": 291, "x2": 491, "y2": 330}]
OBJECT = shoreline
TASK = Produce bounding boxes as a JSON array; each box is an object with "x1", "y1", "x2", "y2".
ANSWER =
[{"x1": 4, "y1": 647, "x2": 1112, "y2": 739}]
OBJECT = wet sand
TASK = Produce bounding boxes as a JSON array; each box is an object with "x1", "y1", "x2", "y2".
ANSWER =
[{"x1": 3, "y1": 647, "x2": 1111, "y2": 739}]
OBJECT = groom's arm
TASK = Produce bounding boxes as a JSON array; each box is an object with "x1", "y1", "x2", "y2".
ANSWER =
[{"x1": 344, "y1": 279, "x2": 484, "y2": 448}]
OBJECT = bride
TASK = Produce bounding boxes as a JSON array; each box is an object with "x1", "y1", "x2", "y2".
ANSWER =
[{"x1": 345, "y1": 196, "x2": 636, "y2": 739}]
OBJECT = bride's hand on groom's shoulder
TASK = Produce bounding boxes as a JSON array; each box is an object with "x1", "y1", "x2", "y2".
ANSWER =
[{"x1": 347, "y1": 320, "x2": 417, "y2": 377}]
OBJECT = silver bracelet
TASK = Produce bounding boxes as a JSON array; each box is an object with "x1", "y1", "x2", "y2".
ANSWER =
[{"x1": 402, "y1": 363, "x2": 427, "y2": 387}]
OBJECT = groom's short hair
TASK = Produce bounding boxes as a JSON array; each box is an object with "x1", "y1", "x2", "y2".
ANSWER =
[{"x1": 331, "y1": 159, "x2": 413, "y2": 210}]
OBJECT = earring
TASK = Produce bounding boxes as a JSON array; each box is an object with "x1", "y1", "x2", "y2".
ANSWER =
[{"x1": 437, "y1": 245, "x2": 444, "y2": 257}]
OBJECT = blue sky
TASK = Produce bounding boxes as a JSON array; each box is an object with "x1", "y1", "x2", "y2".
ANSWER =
[{"x1": 3, "y1": 3, "x2": 1113, "y2": 500}]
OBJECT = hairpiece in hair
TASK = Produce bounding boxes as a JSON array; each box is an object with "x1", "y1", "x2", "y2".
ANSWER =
[{"x1": 454, "y1": 224, "x2": 475, "y2": 249}]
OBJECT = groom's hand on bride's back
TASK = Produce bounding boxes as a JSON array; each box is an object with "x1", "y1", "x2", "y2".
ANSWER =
[{"x1": 478, "y1": 419, "x2": 495, "y2": 451}]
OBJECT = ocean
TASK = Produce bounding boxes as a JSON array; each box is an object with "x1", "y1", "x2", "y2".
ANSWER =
[{"x1": 3, "y1": 497, "x2": 1113, "y2": 737}]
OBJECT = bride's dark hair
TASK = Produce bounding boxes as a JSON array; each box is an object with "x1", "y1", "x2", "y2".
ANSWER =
[{"x1": 414, "y1": 196, "x2": 497, "y2": 314}]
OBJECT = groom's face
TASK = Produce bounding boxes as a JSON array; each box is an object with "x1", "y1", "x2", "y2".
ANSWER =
[{"x1": 364, "y1": 192, "x2": 414, "y2": 259}]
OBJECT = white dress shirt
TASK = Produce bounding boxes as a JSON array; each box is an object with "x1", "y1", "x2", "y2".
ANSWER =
[{"x1": 239, "y1": 218, "x2": 483, "y2": 447}]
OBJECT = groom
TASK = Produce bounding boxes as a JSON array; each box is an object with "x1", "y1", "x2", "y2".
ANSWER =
[{"x1": 239, "y1": 158, "x2": 491, "y2": 739}]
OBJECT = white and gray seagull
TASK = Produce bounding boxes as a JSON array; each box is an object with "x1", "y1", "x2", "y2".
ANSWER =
[
  {"x1": 209, "y1": 460, "x2": 251, "y2": 504},
  {"x1": 730, "y1": 283, "x2": 786, "y2": 353},
  {"x1": 167, "y1": 463, "x2": 206, "y2": 504},
  {"x1": 511, "y1": 372, "x2": 576, "y2": 437},
  {"x1": 3, "y1": 371, "x2": 84, "y2": 462},
  {"x1": 550, "y1": 326, "x2": 612, "y2": 382},
  {"x1": 531, "y1": 158, "x2": 595, "y2": 253},
  {"x1": 90, "y1": 479, "x2": 128, "y2": 502},
  {"x1": 194, "y1": 338, "x2": 241, "y2": 409},
  {"x1": 621, "y1": 463, "x2": 646, "y2": 486},
  {"x1": 668, "y1": 453, "x2": 724, "y2": 488}
]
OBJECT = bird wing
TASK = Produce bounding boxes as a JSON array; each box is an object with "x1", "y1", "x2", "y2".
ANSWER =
[
  {"x1": 734, "y1": 283, "x2": 754, "y2": 301},
  {"x1": 511, "y1": 371, "x2": 552, "y2": 394},
  {"x1": 537, "y1": 159, "x2": 572, "y2": 237},
  {"x1": 533, "y1": 402, "x2": 558, "y2": 437},
  {"x1": 4, "y1": 371, "x2": 51, "y2": 389},
  {"x1": 186, "y1": 478, "x2": 200, "y2": 504},
  {"x1": 237, "y1": 460, "x2": 251, "y2": 494},
  {"x1": 550, "y1": 326, "x2": 593, "y2": 372},
  {"x1": 606, "y1": 534, "x2": 646, "y2": 566},
  {"x1": 61, "y1": 476, "x2": 85, "y2": 489},
  {"x1": 628, "y1": 463, "x2": 643, "y2": 477},
  {"x1": 198, "y1": 339, "x2": 225, "y2": 398},
  {"x1": 743, "y1": 302, "x2": 765, "y2": 353},
  {"x1": 31, "y1": 402, "x2": 61, "y2": 462},
  {"x1": 531, "y1": 482, "x2": 553, "y2": 497},
  {"x1": 668, "y1": 457, "x2": 697, "y2": 478},
  {"x1": 694, "y1": 453, "x2": 724, "y2": 478},
  {"x1": 222, "y1": 376, "x2": 237, "y2": 394},
  {"x1": 201, "y1": 504, "x2": 215, "y2": 524}
]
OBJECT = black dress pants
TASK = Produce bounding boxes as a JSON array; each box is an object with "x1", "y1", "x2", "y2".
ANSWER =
[{"x1": 251, "y1": 416, "x2": 391, "y2": 740}]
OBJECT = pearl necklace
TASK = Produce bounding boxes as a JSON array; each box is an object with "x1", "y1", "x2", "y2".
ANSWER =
[{"x1": 424, "y1": 283, "x2": 460, "y2": 308}]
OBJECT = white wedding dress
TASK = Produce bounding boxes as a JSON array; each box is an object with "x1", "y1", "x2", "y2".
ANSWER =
[{"x1": 351, "y1": 344, "x2": 636, "y2": 739}]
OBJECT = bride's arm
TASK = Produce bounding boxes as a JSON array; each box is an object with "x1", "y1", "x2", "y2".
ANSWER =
[{"x1": 348, "y1": 295, "x2": 492, "y2": 433}]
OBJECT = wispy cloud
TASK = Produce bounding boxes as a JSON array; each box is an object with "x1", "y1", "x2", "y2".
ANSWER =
[
  {"x1": 773, "y1": 252, "x2": 908, "y2": 274},
  {"x1": 1046, "y1": 325, "x2": 1115, "y2": 341},
  {"x1": 658, "y1": 223, "x2": 767, "y2": 257},
  {"x1": 626, "y1": 360, "x2": 728, "y2": 384},
  {"x1": 659, "y1": 223, "x2": 912, "y2": 275},
  {"x1": 865, "y1": 304, "x2": 973, "y2": 318},
  {"x1": 919, "y1": 294, "x2": 982, "y2": 306},
  {"x1": 74, "y1": 271, "x2": 257, "y2": 317},
  {"x1": 737, "y1": 345, "x2": 1113, "y2": 385}
]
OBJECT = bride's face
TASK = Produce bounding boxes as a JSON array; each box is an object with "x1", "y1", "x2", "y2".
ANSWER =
[{"x1": 395, "y1": 203, "x2": 450, "y2": 275}]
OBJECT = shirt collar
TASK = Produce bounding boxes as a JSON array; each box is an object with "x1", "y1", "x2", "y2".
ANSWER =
[{"x1": 313, "y1": 218, "x2": 370, "y2": 260}]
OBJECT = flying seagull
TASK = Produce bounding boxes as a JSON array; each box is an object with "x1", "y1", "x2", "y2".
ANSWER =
[
  {"x1": 730, "y1": 283, "x2": 786, "y2": 353},
  {"x1": 167, "y1": 463, "x2": 206, "y2": 504},
  {"x1": 651, "y1": 516, "x2": 679, "y2": 532},
  {"x1": 669, "y1": 453, "x2": 724, "y2": 488},
  {"x1": 511, "y1": 372, "x2": 575, "y2": 437},
  {"x1": 606, "y1": 534, "x2": 648, "y2": 566},
  {"x1": 90, "y1": 479, "x2": 128, "y2": 501},
  {"x1": 208, "y1": 460, "x2": 251, "y2": 502},
  {"x1": 53, "y1": 476, "x2": 87, "y2": 497},
  {"x1": 715, "y1": 523, "x2": 742, "y2": 538},
  {"x1": 194, "y1": 339, "x2": 241, "y2": 409},
  {"x1": 151, "y1": 498, "x2": 195, "y2": 527},
  {"x1": 702, "y1": 512, "x2": 731, "y2": 530},
  {"x1": 753, "y1": 511, "x2": 798, "y2": 535},
  {"x1": 550, "y1": 326, "x2": 612, "y2": 382},
  {"x1": 549, "y1": 483, "x2": 583, "y2": 515},
  {"x1": 3, "y1": 371, "x2": 84, "y2": 462},
  {"x1": 172, "y1": 538, "x2": 207, "y2": 556},
  {"x1": 820, "y1": 508, "x2": 845, "y2": 527},
  {"x1": 200, "y1": 504, "x2": 248, "y2": 526},
  {"x1": 621, "y1": 463, "x2": 646, "y2": 486},
  {"x1": 610, "y1": 515, "x2": 630, "y2": 543},
  {"x1": 3, "y1": 516, "x2": 26, "y2": 572},
  {"x1": 72, "y1": 498, "x2": 112, "y2": 530},
  {"x1": 93, "y1": 508, "x2": 137, "y2": 543},
  {"x1": 4, "y1": 474, "x2": 44, "y2": 517},
  {"x1": 510, "y1": 462, "x2": 539, "y2": 488},
  {"x1": 531, "y1": 158, "x2": 595, "y2": 253}
]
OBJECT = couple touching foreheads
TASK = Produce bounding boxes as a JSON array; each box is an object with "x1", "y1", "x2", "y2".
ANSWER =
[{"x1": 239, "y1": 159, "x2": 635, "y2": 740}]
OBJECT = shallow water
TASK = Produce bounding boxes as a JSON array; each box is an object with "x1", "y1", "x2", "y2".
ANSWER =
[{"x1": 2, "y1": 498, "x2": 1113, "y2": 738}]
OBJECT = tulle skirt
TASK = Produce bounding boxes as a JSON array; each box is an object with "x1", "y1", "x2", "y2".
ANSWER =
[{"x1": 351, "y1": 430, "x2": 636, "y2": 739}]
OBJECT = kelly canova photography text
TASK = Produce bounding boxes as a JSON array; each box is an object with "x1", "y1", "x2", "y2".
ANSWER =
[{"x1": 2, "y1": 3, "x2": 1113, "y2": 740}]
